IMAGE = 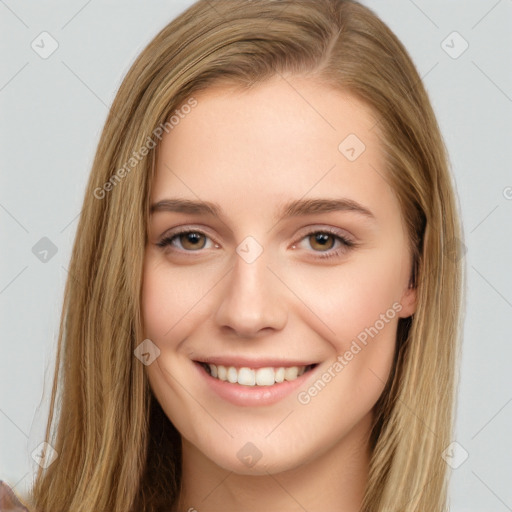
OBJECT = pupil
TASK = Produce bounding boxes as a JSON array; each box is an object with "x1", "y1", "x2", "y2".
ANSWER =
[
  {"x1": 316, "y1": 233, "x2": 329, "y2": 245},
  {"x1": 187, "y1": 233, "x2": 200, "y2": 244}
]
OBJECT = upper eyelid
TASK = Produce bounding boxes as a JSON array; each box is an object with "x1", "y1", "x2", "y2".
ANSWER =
[
  {"x1": 293, "y1": 224, "x2": 354, "y2": 241},
  {"x1": 159, "y1": 226, "x2": 219, "y2": 245},
  {"x1": 159, "y1": 224, "x2": 352, "y2": 239}
]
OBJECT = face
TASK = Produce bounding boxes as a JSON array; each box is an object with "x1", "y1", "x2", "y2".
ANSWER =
[{"x1": 142, "y1": 75, "x2": 416, "y2": 475}]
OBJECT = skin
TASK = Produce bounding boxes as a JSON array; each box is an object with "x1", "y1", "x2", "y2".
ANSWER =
[{"x1": 142, "y1": 75, "x2": 417, "y2": 512}]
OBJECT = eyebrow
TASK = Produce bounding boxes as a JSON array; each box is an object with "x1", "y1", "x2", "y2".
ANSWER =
[{"x1": 150, "y1": 197, "x2": 375, "y2": 221}]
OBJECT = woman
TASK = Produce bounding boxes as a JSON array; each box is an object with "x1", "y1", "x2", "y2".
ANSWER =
[{"x1": 5, "y1": 0, "x2": 464, "y2": 510}]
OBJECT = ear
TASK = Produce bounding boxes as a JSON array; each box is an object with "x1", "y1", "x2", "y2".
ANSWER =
[{"x1": 398, "y1": 284, "x2": 417, "y2": 318}]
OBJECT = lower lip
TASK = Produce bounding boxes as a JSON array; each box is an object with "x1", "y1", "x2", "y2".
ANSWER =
[{"x1": 193, "y1": 362, "x2": 317, "y2": 407}]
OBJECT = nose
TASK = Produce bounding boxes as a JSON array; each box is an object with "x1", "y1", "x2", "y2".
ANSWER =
[{"x1": 214, "y1": 248, "x2": 288, "y2": 338}]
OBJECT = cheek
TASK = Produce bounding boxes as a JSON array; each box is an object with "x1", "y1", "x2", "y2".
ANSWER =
[
  {"x1": 141, "y1": 253, "x2": 215, "y2": 341},
  {"x1": 282, "y1": 248, "x2": 405, "y2": 351},
  {"x1": 288, "y1": 262, "x2": 400, "y2": 452},
  {"x1": 281, "y1": 249, "x2": 403, "y2": 409}
]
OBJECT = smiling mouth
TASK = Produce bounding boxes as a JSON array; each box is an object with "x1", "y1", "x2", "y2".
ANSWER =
[{"x1": 198, "y1": 362, "x2": 318, "y2": 386}]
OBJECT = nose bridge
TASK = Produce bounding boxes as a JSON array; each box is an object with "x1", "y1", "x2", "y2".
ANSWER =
[{"x1": 214, "y1": 238, "x2": 287, "y2": 336}]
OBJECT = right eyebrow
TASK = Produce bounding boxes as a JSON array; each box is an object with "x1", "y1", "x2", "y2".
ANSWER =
[{"x1": 150, "y1": 198, "x2": 221, "y2": 216}]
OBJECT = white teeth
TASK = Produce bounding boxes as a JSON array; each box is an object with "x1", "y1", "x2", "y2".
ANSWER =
[
  {"x1": 227, "y1": 366, "x2": 238, "y2": 384},
  {"x1": 217, "y1": 365, "x2": 227, "y2": 381},
  {"x1": 284, "y1": 366, "x2": 298, "y2": 381},
  {"x1": 255, "y1": 367, "x2": 275, "y2": 386},
  {"x1": 238, "y1": 367, "x2": 255, "y2": 386},
  {"x1": 204, "y1": 363, "x2": 311, "y2": 386}
]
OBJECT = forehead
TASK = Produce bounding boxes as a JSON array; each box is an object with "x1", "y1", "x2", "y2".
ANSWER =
[{"x1": 151, "y1": 76, "x2": 398, "y2": 225}]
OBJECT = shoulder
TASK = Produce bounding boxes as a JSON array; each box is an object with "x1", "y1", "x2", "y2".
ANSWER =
[{"x1": 0, "y1": 481, "x2": 29, "y2": 512}]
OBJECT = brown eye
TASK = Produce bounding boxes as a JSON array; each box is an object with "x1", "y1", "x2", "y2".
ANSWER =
[
  {"x1": 308, "y1": 232, "x2": 336, "y2": 251},
  {"x1": 294, "y1": 229, "x2": 355, "y2": 260},
  {"x1": 179, "y1": 232, "x2": 207, "y2": 250},
  {"x1": 156, "y1": 230, "x2": 212, "y2": 253}
]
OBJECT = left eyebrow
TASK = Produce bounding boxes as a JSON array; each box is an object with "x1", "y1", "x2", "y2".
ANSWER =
[
  {"x1": 149, "y1": 197, "x2": 376, "y2": 222},
  {"x1": 278, "y1": 198, "x2": 375, "y2": 221}
]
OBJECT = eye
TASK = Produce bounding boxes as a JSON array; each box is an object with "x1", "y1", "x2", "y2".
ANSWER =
[
  {"x1": 293, "y1": 228, "x2": 356, "y2": 260},
  {"x1": 156, "y1": 229, "x2": 217, "y2": 252},
  {"x1": 156, "y1": 226, "x2": 356, "y2": 260}
]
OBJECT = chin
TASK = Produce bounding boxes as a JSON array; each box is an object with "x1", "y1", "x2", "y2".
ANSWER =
[{"x1": 207, "y1": 446, "x2": 305, "y2": 476}]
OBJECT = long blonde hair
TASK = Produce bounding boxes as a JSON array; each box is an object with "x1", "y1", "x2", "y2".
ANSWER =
[{"x1": 28, "y1": 1, "x2": 464, "y2": 510}]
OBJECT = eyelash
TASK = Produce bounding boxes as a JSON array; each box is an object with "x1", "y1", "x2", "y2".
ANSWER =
[{"x1": 156, "y1": 227, "x2": 356, "y2": 260}]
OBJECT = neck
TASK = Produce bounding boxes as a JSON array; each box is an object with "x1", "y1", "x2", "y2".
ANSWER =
[{"x1": 173, "y1": 413, "x2": 372, "y2": 512}]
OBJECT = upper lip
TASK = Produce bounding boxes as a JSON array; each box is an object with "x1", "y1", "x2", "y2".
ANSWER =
[{"x1": 193, "y1": 356, "x2": 318, "y2": 369}]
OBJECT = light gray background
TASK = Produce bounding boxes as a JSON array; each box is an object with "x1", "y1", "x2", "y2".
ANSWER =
[{"x1": 1, "y1": 1, "x2": 511, "y2": 510}]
